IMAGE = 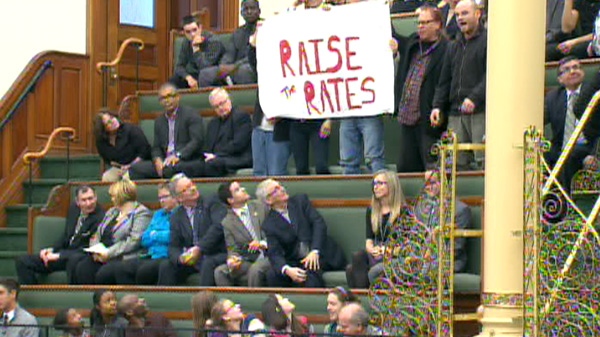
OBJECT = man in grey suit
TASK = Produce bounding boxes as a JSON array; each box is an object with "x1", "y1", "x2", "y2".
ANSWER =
[
  {"x1": 214, "y1": 181, "x2": 271, "y2": 287},
  {"x1": 129, "y1": 83, "x2": 205, "y2": 179},
  {"x1": 0, "y1": 278, "x2": 38, "y2": 337}
]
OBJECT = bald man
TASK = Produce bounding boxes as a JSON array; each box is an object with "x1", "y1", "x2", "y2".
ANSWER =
[{"x1": 118, "y1": 294, "x2": 176, "y2": 337}]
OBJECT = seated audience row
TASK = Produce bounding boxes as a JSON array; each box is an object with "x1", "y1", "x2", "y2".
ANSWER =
[{"x1": 16, "y1": 169, "x2": 470, "y2": 288}]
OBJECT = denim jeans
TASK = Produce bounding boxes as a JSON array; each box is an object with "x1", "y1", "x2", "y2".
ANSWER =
[
  {"x1": 339, "y1": 116, "x2": 386, "y2": 174},
  {"x1": 252, "y1": 128, "x2": 290, "y2": 176}
]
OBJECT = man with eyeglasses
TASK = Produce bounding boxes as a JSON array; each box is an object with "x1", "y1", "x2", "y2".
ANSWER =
[
  {"x1": 545, "y1": 56, "x2": 598, "y2": 190},
  {"x1": 157, "y1": 174, "x2": 227, "y2": 286},
  {"x1": 431, "y1": 0, "x2": 487, "y2": 171},
  {"x1": 256, "y1": 179, "x2": 345, "y2": 288},
  {"x1": 203, "y1": 87, "x2": 253, "y2": 177},
  {"x1": 130, "y1": 83, "x2": 205, "y2": 180},
  {"x1": 214, "y1": 181, "x2": 271, "y2": 287},
  {"x1": 394, "y1": 5, "x2": 449, "y2": 173},
  {"x1": 169, "y1": 15, "x2": 225, "y2": 89}
]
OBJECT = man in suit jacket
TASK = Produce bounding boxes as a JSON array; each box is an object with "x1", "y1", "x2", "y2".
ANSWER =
[
  {"x1": 0, "y1": 279, "x2": 38, "y2": 337},
  {"x1": 130, "y1": 83, "x2": 205, "y2": 179},
  {"x1": 15, "y1": 185, "x2": 104, "y2": 284},
  {"x1": 394, "y1": 5, "x2": 449, "y2": 172},
  {"x1": 545, "y1": 56, "x2": 597, "y2": 190},
  {"x1": 214, "y1": 181, "x2": 270, "y2": 287},
  {"x1": 256, "y1": 179, "x2": 327, "y2": 288},
  {"x1": 157, "y1": 173, "x2": 227, "y2": 286},
  {"x1": 203, "y1": 88, "x2": 253, "y2": 177}
]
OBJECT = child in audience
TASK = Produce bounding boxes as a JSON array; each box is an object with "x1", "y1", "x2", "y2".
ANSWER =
[
  {"x1": 323, "y1": 287, "x2": 360, "y2": 335},
  {"x1": 346, "y1": 170, "x2": 408, "y2": 288},
  {"x1": 53, "y1": 308, "x2": 90, "y2": 337},
  {"x1": 208, "y1": 299, "x2": 265, "y2": 337},
  {"x1": 90, "y1": 290, "x2": 127, "y2": 337},
  {"x1": 191, "y1": 291, "x2": 219, "y2": 337},
  {"x1": 261, "y1": 294, "x2": 311, "y2": 337}
]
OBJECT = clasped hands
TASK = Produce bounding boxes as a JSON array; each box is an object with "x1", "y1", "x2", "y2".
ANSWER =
[{"x1": 286, "y1": 251, "x2": 320, "y2": 283}]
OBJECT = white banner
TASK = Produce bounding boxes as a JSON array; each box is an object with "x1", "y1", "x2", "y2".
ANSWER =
[{"x1": 256, "y1": 1, "x2": 395, "y2": 119}]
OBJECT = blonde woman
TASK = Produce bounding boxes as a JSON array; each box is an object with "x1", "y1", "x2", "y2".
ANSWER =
[
  {"x1": 72, "y1": 180, "x2": 151, "y2": 284},
  {"x1": 346, "y1": 170, "x2": 406, "y2": 288}
]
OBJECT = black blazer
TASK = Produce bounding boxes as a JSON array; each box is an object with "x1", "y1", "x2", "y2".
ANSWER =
[
  {"x1": 394, "y1": 32, "x2": 448, "y2": 137},
  {"x1": 545, "y1": 82, "x2": 596, "y2": 163},
  {"x1": 151, "y1": 105, "x2": 204, "y2": 161},
  {"x1": 96, "y1": 123, "x2": 151, "y2": 165},
  {"x1": 248, "y1": 45, "x2": 291, "y2": 142},
  {"x1": 205, "y1": 107, "x2": 253, "y2": 168},
  {"x1": 168, "y1": 196, "x2": 227, "y2": 266},
  {"x1": 53, "y1": 203, "x2": 105, "y2": 256},
  {"x1": 262, "y1": 194, "x2": 327, "y2": 273}
]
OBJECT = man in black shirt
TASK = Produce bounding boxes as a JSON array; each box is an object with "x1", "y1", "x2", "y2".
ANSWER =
[
  {"x1": 199, "y1": 0, "x2": 260, "y2": 86},
  {"x1": 15, "y1": 186, "x2": 105, "y2": 284},
  {"x1": 169, "y1": 16, "x2": 225, "y2": 89}
]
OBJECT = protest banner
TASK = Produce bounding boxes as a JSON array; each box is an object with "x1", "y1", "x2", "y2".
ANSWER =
[{"x1": 256, "y1": 1, "x2": 395, "y2": 119}]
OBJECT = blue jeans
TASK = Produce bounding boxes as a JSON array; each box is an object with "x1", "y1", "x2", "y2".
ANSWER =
[
  {"x1": 252, "y1": 128, "x2": 290, "y2": 176},
  {"x1": 339, "y1": 116, "x2": 386, "y2": 174}
]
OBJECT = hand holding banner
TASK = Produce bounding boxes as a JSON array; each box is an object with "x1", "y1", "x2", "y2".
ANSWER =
[{"x1": 257, "y1": 1, "x2": 395, "y2": 119}]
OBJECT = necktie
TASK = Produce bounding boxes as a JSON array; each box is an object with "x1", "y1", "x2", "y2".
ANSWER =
[
  {"x1": 2, "y1": 314, "x2": 8, "y2": 326},
  {"x1": 240, "y1": 209, "x2": 259, "y2": 241},
  {"x1": 188, "y1": 207, "x2": 200, "y2": 246},
  {"x1": 563, "y1": 92, "x2": 579, "y2": 149},
  {"x1": 69, "y1": 214, "x2": 86, "y2": 246}
]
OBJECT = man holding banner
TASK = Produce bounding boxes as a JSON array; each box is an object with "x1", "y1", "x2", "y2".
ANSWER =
[{"x1": 256, "y1": 0, "x2": 395, "y2": 174}]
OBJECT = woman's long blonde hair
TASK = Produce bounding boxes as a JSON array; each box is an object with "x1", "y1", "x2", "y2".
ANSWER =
[{"x1": 370, "y1": 170, "x2": 405, "y2": 235}]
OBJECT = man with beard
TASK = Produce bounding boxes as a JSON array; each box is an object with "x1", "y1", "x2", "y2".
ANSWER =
[{"x1": 118, "y1": 294, "x2": 176, "y2": 337}]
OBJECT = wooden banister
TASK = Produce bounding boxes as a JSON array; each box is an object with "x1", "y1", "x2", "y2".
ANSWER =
[
  {"x1": 95, "y1": 37, "x2": 145, "y2": 73},
  {"x1": 23, "y1": 127, "x2": 76, "y2": 164}
]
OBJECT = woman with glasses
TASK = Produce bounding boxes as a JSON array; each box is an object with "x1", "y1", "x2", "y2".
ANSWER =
[
  {"x1": 93, "y1": 109, "x2": 151, "y2": 182},
  {"x1": 208, "y1": 299, "x2": 265, "y2": 337},
  {"x1": 72, "y1": 180, "x2": 152, "y2": 284},
  {"x1": 114, "y1": 183, "x2": 179, "y2": 285},
  {"x1": 346, "y1": 170, "x2": 407, "y2": 288},
  {"x1": 324, "y1": 286, "x2": 360, "y2": 335}
]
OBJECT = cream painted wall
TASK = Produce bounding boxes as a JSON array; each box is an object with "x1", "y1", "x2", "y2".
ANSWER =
[
  {"x1": 238, "y1": 0, "x2": 297, "y2": 24},
  {"x1": 0, "y1": 0, "x2": 87, "y2": 99}
]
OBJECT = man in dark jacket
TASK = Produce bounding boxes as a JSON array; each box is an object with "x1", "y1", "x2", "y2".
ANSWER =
[
  {"x1": 169, "y1": 16, "x2": 225, "y2": 89},
  {"x1": 129, "y1": 83, "x2": 205, "y2": 179},
  {"x1": 201, "y1": 0, "x2": 260, "y2": 86},
  {"x1": 203, "y1": 88, "x2": 253, "y2": 177},
  {"x1": 15, "y1": 186, "x2": 104, "y2": 284},
  {"x1": 431, "y1": 0, "x2": 487, "y2": 171},
  {"x1": 394, "y1": 5, "x2": 448, "y2": 172}
]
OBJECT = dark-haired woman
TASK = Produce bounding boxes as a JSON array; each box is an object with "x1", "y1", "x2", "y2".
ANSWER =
[
  {"x1": 94, "y1": 110, "x2": 151, "y2": 182},
  {"x1": 90, "y1": 290, "x2": 127, "y2": 337},
  {"x1": 324, "y1": 287, "x2": 360, "y2": 335},
  {"x1": 261, "y1": 294, "x2": 311, "y2": 337}
]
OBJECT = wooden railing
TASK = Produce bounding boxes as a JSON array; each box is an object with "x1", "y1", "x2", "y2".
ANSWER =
[
  {"x1": 96, "y1": 37, "x2": 145, "y2": 107},
  {"x1": 0, "y1": 51, "x2": 90, "y2": 227}
]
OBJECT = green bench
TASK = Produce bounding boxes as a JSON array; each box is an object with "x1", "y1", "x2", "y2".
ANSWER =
[{"x1": 30, "y1": 199, "x2": 482, "y2": 292}]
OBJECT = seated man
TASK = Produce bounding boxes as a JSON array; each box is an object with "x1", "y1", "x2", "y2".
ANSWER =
[
  {"x1": 256, "y1": 179, "x2": 328, "y2": 288},
  {"x1": 118, "y1": 294, "x2": 176, "y2": 337},
  {"x1": 200, "y1": 0, "x2": 260, "y2": 86},
  {"x1": 337, "y1": 302, "x2": 384, "y2": 336},
  {"x1": 170, "y1": 15, "x2": 225, "y2": 89},
  {"x1": 15, "y1": 186, "x2": 104, "y2": 284},
  {"x1": 203, "y1": 88, "x2": 253, "y2": 177},
  {"x1": 158, "y1": 174, "x2": 227, "y2": 286},
  {"x1": 416, "y1": 170, "x2": 470, "y2": 273},
  {"x1": 545, "y1": 57, "x2": 597, "y2": 190},
  {"x1": 0, "y1": 278, "x2": 39, "y2": 337},
  {"x1": 130, "y1": 83, "x2": 205, "y2": 179},
  {"x1": 214, "y1": 181, "x2": 271, "y2": 287}
]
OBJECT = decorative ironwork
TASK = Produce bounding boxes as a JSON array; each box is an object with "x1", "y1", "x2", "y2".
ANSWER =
[
  {"x1": 523, "y1": 126, "x2": 600, "y2": 337},
  {"x1": 369, "y1": 131, "x2": 460, "y2": 337},
  {"x1": 482, "y1": 293, "x2": 524, "y2": 308}
]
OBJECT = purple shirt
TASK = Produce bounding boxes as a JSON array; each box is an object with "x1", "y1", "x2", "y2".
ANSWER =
[{"x1": 166, "y1": 109, "x2": 178, "y2": 157}]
